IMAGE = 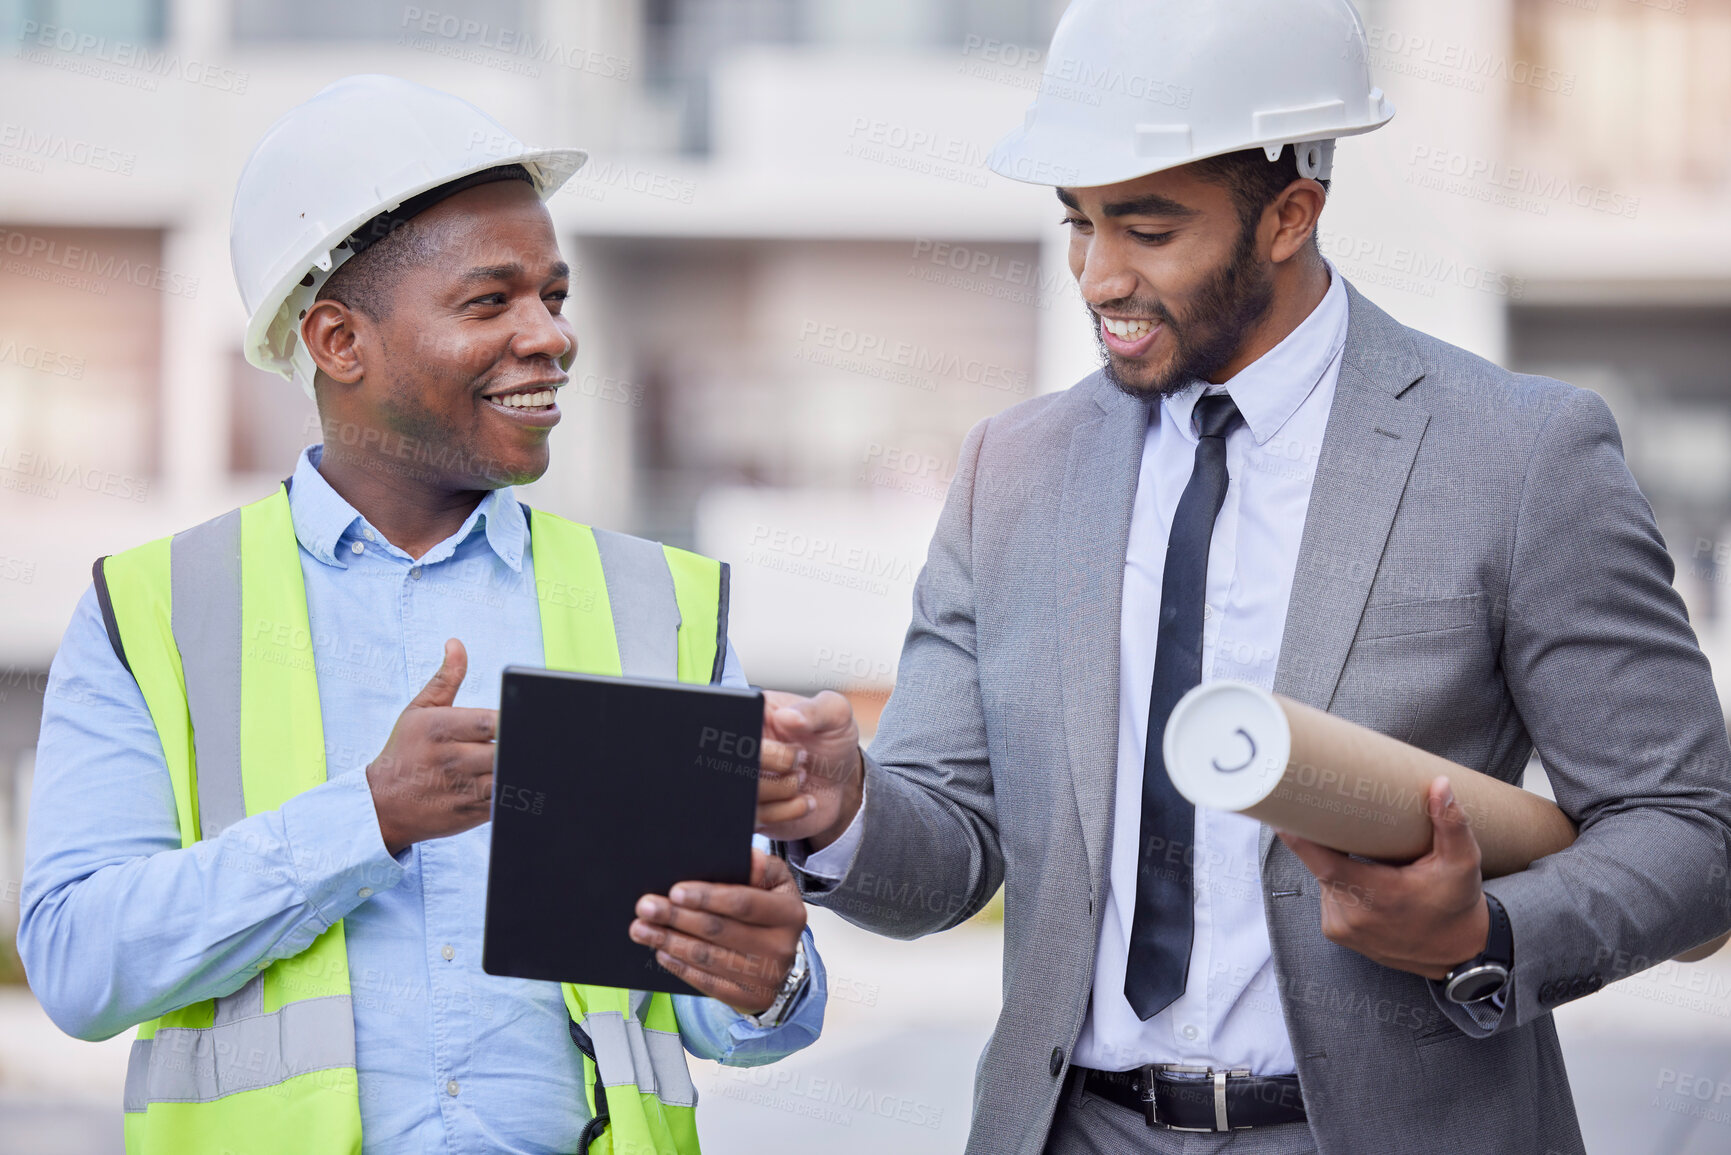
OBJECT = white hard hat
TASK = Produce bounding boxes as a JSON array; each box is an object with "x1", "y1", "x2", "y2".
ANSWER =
[
  {"x1": 987, "y1": 0, "x2": 1394, "y2": 189},
  {"x1": 231, "y1": 74, "x2": 587, "y2": 396}
]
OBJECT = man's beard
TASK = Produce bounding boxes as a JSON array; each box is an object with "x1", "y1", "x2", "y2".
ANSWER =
[{"x1": 1092, "y1": 221, "x2": 1276, "y2": 400}]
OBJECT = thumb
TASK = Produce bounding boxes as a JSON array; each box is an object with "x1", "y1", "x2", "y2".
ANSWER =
[
  {"x1": 1427, "y1": 777, "x2": 1480, "y2": 865},
  {"x1": 750, "y1": 847, "x2": 796, "y2": 893},
  {"x1": 409, "y1": 638, "x2": 467, "y2": 709}
]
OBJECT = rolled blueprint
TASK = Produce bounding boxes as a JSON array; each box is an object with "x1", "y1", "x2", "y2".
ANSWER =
[
  {"x1": 1162, "y1": 681, "x2": 1573, "y2": 875},
  {"x1": 1161, "y1": 680, "x2": 1728, "y2": 962}
]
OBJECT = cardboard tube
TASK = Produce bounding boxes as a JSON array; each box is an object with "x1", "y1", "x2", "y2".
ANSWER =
[
  {"x1": 1162, "y1": 681, "x2": 1728, "y2": 963},
  {"x1": 1162, "y1": 681, "x2": 1573, "y2": 875}
]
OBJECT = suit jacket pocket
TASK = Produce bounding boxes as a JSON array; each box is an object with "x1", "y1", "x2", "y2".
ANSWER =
[{"x1": 1354, "y1": 593, "x2": 1487, "y2": 643}]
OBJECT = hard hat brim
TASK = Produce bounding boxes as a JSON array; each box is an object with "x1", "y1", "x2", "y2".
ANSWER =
[{"x1": 986, "y1": 109, "x2": 1393, "y2": 190}]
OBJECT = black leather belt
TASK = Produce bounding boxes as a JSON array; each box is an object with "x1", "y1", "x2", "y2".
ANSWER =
[{"x1": 1076, "y1": 1064, "x2": 1307, "y2": 1132}]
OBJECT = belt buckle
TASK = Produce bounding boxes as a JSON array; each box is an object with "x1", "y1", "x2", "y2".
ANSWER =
[{"x1": 1140, "y1": 1064, "x2": 1251, "y2": 1132}]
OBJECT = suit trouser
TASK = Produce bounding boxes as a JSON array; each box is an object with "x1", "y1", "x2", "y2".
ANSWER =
[{"x1": 1042, "y1": 1073, "x2": 1319, "y2": 1155}]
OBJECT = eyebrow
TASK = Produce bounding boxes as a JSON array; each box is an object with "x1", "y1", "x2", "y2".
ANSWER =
[
  {"x1": 457, "y1": 260, "x2": 571, "y2": 285},
  {"x1": 1056, "y1": 187, "x2": 1200, "y2": 220}
]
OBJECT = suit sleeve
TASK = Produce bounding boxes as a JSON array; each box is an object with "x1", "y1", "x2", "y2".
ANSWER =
[
  {"x1": 1483, "y1": 386, "x2": 1731, "y2": 1029},
  {"x1": 797, "y1": 419, "x2": 1005, "y2": 938}
]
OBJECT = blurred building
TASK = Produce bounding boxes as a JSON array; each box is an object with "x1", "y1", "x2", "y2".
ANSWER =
[{"x1": 1, "y1": 0, "x2": 1729, "y2": 964}]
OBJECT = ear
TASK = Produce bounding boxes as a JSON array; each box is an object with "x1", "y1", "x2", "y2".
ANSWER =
[
  {"x1": 1267, "y1": 179, "x2": 1327, "y2": 265},
  {"x1": 301, "y1": 299, "x2": 366, "y2": 386}
]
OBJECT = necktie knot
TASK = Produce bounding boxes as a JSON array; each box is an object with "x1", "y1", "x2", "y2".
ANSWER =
[{"x1": 1195, "y1": 393, "x2": 1241, "y2": 440}]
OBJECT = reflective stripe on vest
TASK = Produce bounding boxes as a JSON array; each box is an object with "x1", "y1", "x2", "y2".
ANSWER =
[{"x1": 101, "y1": 487, "x2": 723, "y2": 1155}]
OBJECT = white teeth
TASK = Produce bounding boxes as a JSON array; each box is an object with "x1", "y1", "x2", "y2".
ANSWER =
[
  {"x1": 1103, "y1": 317, "x2": 1154, "y2": 340},
  {"x1": 492, "y1": 389, "x2": 557, "y2": 409}
]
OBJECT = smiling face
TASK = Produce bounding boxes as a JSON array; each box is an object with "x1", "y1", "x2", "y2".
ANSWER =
[
  {"x1": 1061, "y1": 162, "x2": 1306, "y2": 399},
  {"x1": 304, "y1": 178, "x2": 575, "y2": 491}
]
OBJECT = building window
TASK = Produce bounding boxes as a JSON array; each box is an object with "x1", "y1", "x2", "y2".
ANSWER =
[
  {"x1": 1512, "y1": 0, "x2": 1731, "y2": 192},
  {"x1": 0, "y1": 0, "x2": 166, "y2": 43},
  {"x1": 232, "y1": 0, "x2": 525, "y2": 43},
  {"x1": 643, "y1": 0, "x2": 1054, "y2": 153},
  {"x1": 0, "y1": 225, "x2": 163, "y2": 486}
]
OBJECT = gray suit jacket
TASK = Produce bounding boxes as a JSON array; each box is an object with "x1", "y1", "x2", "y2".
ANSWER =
[{"x1": 803, "y1": 284, "x2": 1731, "y2": 1155}]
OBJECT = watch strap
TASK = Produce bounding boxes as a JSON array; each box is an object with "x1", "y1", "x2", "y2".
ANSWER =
[{"x1": 743, "y1": 938, "x2": 809, "y2": 1029}]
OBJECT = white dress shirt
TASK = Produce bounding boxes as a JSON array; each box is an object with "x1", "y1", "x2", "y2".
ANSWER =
[{"x1": 808, "y1": 264, "x2": 1349, "y2": 1078}]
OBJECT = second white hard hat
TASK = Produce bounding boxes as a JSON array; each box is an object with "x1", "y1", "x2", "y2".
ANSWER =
[
  {"x1": 231, "y1": 74, "x2": 588, "y2": 396},
  {"x1": 987, "y1": 0, "x2": 1394, "y2": 189}
]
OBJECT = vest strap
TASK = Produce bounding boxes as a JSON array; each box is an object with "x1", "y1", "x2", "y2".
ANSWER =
[
  {"x1": 123, "y1": 994, "x2": 356, "y2": 1110},
  {"x1": 592, "y1": 528, "x2": 682, "y2": 681},
  {"x1": 171, "y1": 509, "x2": 247, "y2": 837},
  {"x1": 582, "y1": 1010, "x2": 699, "y2": 1108}
]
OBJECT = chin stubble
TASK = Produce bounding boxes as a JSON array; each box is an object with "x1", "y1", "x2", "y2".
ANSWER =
[{"x1": 1094, "y1": 222, "x2": 1276, "y2": 401}]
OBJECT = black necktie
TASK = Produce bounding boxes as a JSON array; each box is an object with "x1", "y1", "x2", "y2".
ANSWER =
[{"x1": 1124, "y1": 393, "x2": 1242, "y2": 1021}]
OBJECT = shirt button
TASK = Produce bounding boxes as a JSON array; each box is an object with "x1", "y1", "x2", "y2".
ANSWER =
[
  {"x1": 363, "y1": 527, "x2": 376, "y2": 542},
  {"x1": 1182, "y1": 1024, "x2": 1200, "y2": 1041},
  {"x1": 441, "y1": 945, "x2": 455, "y2": 961},
  {"x1": 350, "y1": 541, "x2": 364, "y2": 555},
  {"x1": 446, "y1": 1080, "x2": 460, "y2": 1097},
  {"x1": 410, "y1": 567, "x2": 422, "y2": 581},
  {"x1": 1203, "y1": 605, "x2": 1214, "y2": 620},
  {"x1": 357, "y1": 887, "x2": 374, "y2": 899}
]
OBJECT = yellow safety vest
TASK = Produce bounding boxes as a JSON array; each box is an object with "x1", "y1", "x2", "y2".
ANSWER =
[{"x1": 96, "y1": 485, "x2": 725, "y2": 1155}]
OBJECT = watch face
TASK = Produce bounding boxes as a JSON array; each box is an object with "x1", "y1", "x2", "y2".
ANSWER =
[{"x1": 1447, "y1": 965, "x2": 1509, "y2": 1005}]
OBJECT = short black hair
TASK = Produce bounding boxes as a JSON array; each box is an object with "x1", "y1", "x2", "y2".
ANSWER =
[
  {"x1": 315, "y1": 216, "x2": 440, "y2": 321},
  {"x1": 315, "y1": 163, "x2": 534, "y2": 321},
  {"x1": 1190, "y1": 144, "x2": 1329, "y2": 246}
]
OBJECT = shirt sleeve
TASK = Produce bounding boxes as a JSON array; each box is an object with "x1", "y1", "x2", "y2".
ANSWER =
[
  {"x1": 785, "y1": 801, "x2": 865, "y2": 885},
  {"x1": 672, "y1": 925, "x2": 826, "y2": 1067},
  {"x1": 16, "y1": 585, "x2": 406, "y2": 1041}
]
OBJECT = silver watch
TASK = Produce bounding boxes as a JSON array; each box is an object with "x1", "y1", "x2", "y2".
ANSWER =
[{"x1": 744, "y1": 938, "x2": 810, "y2": 1029}]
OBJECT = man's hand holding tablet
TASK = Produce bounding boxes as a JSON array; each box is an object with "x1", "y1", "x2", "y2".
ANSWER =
[
  {"x1": 629, "y1": 849, "x2": 806, "y2": 1015},
  {"x1": 628, "y1": 688, "x2": 866, "y2": 1015}
]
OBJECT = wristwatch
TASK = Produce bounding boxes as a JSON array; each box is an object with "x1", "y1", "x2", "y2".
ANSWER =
[
  {"x1": 1443, "y1": 894, "x2": 1513, "y2": 1005},
  {"x1": 743, "y1": 938, "x2": 810, "y2": 1029}
]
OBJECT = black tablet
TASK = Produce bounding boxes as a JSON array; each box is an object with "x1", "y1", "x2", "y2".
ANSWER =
[{"x1": 482, "y1": 666, "x2": 764, "y2": 994}]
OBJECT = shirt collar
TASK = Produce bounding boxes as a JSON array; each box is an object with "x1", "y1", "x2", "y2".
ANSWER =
[
  {"x1": 288, "y1": 445, "x2": 526, "y2": 571},
  {"x1": 1161, "y1": 261, "x2": 1349, "y2": 446}
]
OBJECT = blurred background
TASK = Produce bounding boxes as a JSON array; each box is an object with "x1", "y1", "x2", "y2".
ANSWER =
[{"x1": 1, "y1": 0, "x2": 1730, "y2": 1151}]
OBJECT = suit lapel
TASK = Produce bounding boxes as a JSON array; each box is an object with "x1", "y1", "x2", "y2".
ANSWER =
[
  {"x1": 1054, "y1": 375, "x2": 1149, "y2": 899},
  {"x1": 1264, "y1": 285, "x2": 1431, "y2": 864}
]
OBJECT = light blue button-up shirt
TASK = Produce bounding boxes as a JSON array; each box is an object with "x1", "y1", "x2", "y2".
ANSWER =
[{"x1": 19, "y1": 445, "x2": 825, "y2": 1154}]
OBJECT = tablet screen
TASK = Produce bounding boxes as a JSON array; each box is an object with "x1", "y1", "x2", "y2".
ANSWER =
[{"x1": 482, "y1": 666, "x2": 763, "y2": 993}]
